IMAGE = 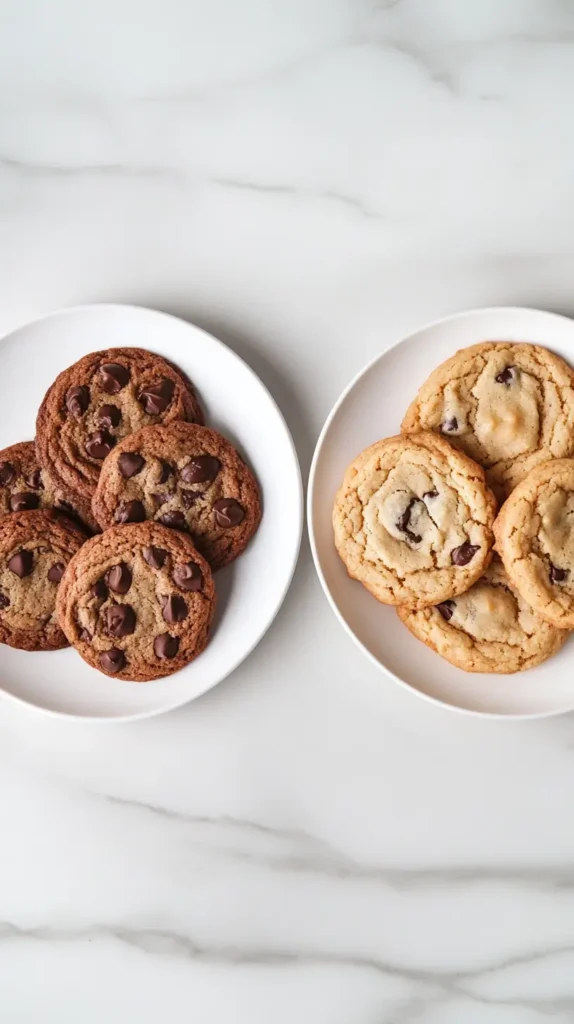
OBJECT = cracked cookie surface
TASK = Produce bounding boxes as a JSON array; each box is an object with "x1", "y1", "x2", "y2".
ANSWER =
[
  {"x1": 0, "y1": 440, "x2": 97, "y2": 531},
  {"x1": 36, "y1": 347, "x2": 203, "y2": 520},
  {"x1": 333, "y1": 432, "x2": 496, "y2": 609},
  {"x1": 494, "y1": 458, "x2": 574, "y2": 628},
  {"x1": 0, "y1": 509, "x2": 86, "y2": 651},
  {"x1": 57, "y1": 521, "x2": 216, "y2": 681},
  {"x1": 92, "y1": 422, "x2": 261, "y2": 570},
  {"x1": 401, "y1": 342, "x2": 574, "y2": 501},
  {"x1": 397, "y1": 558, "x2": 568, "y2": 673}
]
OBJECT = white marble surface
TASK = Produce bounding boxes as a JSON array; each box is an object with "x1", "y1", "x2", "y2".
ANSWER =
[{"x1": 2, "y1": 1, "x2": 574, "y2": 1020}]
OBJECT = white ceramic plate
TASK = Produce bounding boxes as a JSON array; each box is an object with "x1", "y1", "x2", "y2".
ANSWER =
[
  {"x1": 309, "y1": 307, "x2": 574, "y2": 718},
  {"x1": 0, "y1": 304, "x2": 302, "y2": 721}
]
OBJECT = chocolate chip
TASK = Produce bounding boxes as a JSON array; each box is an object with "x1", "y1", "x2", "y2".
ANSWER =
[
  {"x1": 0, "y1": 462, "x2": 15, "y2": 486},
  {"x1": 105, "y1": 562, "x2": 132, "y2": 594},
  {"x1": 441, "y1": 417, "x2": 458, "y2": 433},
  {"x1": 213, "y1": 498, "x2": 244, "y2": 528},
  {"x1": 79, "y1": 627, "x2": 92, "y2": 641},
  {"x1": 437, "y1": 600, "x2": 455, "y2": 621},
  {"x1": 99, "y1": 648, "x2": 126, "y2": 674},
  {"x1": 85, "y1": 430, "x2": 115, "y2": 460},
  {"x1": 0, "y1": 592, "x2": 10, "y2": 609},
  {"x1": 181, "y1": 490, "x2": 198, "y2": 509},
  {"x1": 181, "y1": 455, "x2": 220, "y2": 485},
  {"x1": 115, "y1": 500, "x2": 145, "y2": 524},
  {"x1": 91, "y1": 579, "x2": 108, "y2": 600},
  {"x1": 47, "y1": 562, "x2": 65, "y2": 583},
  {"x1": 151, "y1": 493, "x2": 170, "y2": 511},
  {"x1": 158, "y1": 510, "x2": 187, "y2": 530},
  {"x1": 158, "y1": 461, "x2": 173, "y2": 484},
  {"x1": 451, "y1": 542, "x2": 480, "y2": 566},
  {"x1": 95, "y1": 404, "x2": 121, "y2": 429},
  {"x1": 495, "y1": 366, "x2": 515, "y2": 385},
  {"x1": 160, "y1": 594, "x2": 188, "y2": 623},
  {"x1": 118, "y1": 452, "x2": 145, "y2": 478},
  {"x1": 65, "y1": 385, "x2": 90, "y2": 417},
  {"x1": 8, "y1": 550, "x2": 33, "y2": 577},
  {"x1": 549, "y1": 563, "x2": 569, "y2": 584},
  {"x1": 105, "y1": 603, "x2": 136, "y2": 637},
  {"x1": 138, "y1": 378, "x2": 175, "y2": 415},
  {"x1": 100, "y1": 362, "x2": 130, "y2": 394},
  {"x1": 154, "y1": 633, "x2": 179, "y2": 659},
  {"x1": 25, "y1": 469, "x2": 43, "y2": 490},
  {"x1": 396, "y1": 498, "x2": 422, "y2": 545},
  {"x1": 143, "y1": 546, "x2": 168, "y2": 569},
  {"x1": 423, "y1": 490, "x2": 438, "y2": 500},
  {"x1": 9, "y1": 492, "x2": 39, "y2": 512},
  {"x1": 172, "y1": 562, "x2": 202, "y2": 592}
]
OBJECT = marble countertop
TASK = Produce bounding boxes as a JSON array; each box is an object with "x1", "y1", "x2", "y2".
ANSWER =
[{"x1": 2, "y1": 1, "x2": 574, "y2": 1021}]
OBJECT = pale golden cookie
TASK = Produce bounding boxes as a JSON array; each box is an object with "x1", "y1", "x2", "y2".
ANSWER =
[
  {"x1": 397, "y1": 559, "x2": 568, "y2": 673},
  {"x1": 333, "y1": 432, "x2": 496, "y2": 609},
  {"x1": 494, "y1": 458, "x2": 574, "y2": 628},
  {"x1": 401, "y1": 342, "x2": 574, "y2": 501}
]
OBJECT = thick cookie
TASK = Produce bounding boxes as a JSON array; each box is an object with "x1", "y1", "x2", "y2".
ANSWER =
[
  {"x1": 333, "y1": 432, "x2": 496, "y2": 609},
  {"x1": 401, "y1": 342, "x2": 574, "y2": 501},
  {"x1": 36, "y1": 347, "x2": 203, "y2": 520},
  {"x1": 0, "y1": 509, "x2": 86, "y2": 651},
  {"x1": 397, "y1": 558, "x2": 568, "y2": 673},
  {"x1": 494, "y1": 458, "x2": 574, "y2": 628},
  {"x1": 92, "y1": 423, "x2": 261, "y2": 570},
  {"x1": 57, "y1": 522, "x2": 216, "y2": 681},
  {"x1": 0, "y1": 440, "x2": 97, "y2": 531}
]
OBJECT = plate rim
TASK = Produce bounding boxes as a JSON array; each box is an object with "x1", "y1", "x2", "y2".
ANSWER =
[
  {"x1": 0, "y1": 302, "x2": 304, "y2": 723},
  {"x1": 307, "y1": 305, "x2": 574, "y2": 721}
]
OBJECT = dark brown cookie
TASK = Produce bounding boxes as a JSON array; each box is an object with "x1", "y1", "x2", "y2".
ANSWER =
[
  {"x1": 0, "y1": 440, "x2": 97, "y2": 531},
  {"x1": 36, "y1": 347, "x2": 204, "y2": 523},
  {"x1": 91, "y1": 422, "x2": 261, "y2": 570},
  {"x1": 56, "y1": 521, "x2": 216, "y2": 681},
  {"x1": 0, "y1": 509, "x2": 86, "y2": 651}
]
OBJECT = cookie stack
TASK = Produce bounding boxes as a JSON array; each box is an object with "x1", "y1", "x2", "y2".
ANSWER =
[
  {"x1": 0, "y1": 347, "x2": 261, "y2": 680},
  {"x1": 333, "y1": 342, "x2": 574, "y2": 673}
]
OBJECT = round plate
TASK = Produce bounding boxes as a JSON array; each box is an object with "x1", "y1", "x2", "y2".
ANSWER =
[
  {"x1": 309, "y1": 307, "x2": 574, "y2": 719},
  {"x1": 0, "y1": 304, "x2": 302, "y2": 721}
]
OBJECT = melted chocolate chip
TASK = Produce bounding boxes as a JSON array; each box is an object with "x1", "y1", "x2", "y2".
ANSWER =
[
  {"x1": 85, "y1": 430, "x2": 114, "y2": 460},
  {"x1": 181, "y1": 455, "x2": 220, "y2": 485},
  {"x1": 0, "y1": 462, "x2": 14, "y2": 487},
  {"x1": 423, "y1": 489, "x2": 438, "y2": 500},
  {"x1": 441, "y1": 417, "x2": 458, "y2": 433},
  {"x1": 213, "y1": 498, "x2": 244, "y2": 528},
  {"x1": 8, "y1": 550, "x2": 33, "y2": 577},
  {"x1": 79, "y1": 627, "x2": 92, "y2": 641},
  {"x1": 47, "y1": 562, "x2": 65, "y2": 583},
  {"x1": 549, "y1": 563, "x2": 569, "y2": 584},
  {"x1": 158, "y1": 510, "x2": 187, "y2": 530},
  {"x1": 118, "y1": 452, "x2": 145, "y2": 478},
  {"x1": 172, "y1": 562, "x2": 202, "y2": 592},
  {"x1": 154, "y1": 633, "x2": 179, "y2": 659},
  {"x1": 138, "y1": 378, "x2": 175, "y2": 415},
  {"x1": 25, "y1": 469, "x2": 43, "y2": 490},
  {"x1": 495, "y1": 366, "x2": 515, "y2": 385},
  {"x1": 158, "y1": 461, "x2": 173, "y2": 484},
  {"x1": 143, "y1": 546, "x2": 168, "y2": 569},
  {"x1": 115, "y1": 500, "x2": 145, "y2": 524},
  {"x1": 160, "y1": 594, "x2": 188, "y2": 624},
  {"x1": 99, "y1": 648, "x2": 126, "y2": 674},
  {"x1": 105, "y1": 603, "x2": 136, "y2": 637},
  {"x1": 105, "y1": 562, "x2": 132, "y2": 594},
  {"x1": 396, "y1": 498, "x2": 422, "y2": 545},
  {"x1": 0, "y1": 592, "x2": 10, "y2": 609},
  {"x1": 9, "y1": 492, "x2": 39, "y2": 512},
  {"x1": 95, "y1": 404, "x2": 121, "y2": 429},
  {"x1": 436, "y1": 600, "x2": 455, "y2": 621},
  {"x1": 451, "y1": 542, "x2": 480, "y2": 566},
  {"x1": 91, "y1": 579, "x2": 108, "y2": 600},
  {"x1": 181, "y1": 490, "x2": 198, "y2": 509},
  {"x1": 151, "y1": 493, "x2": 170, "y2": 509},
  {"x1": 65, "y1": 385, "x2": 90, "y2": 418},
  {"x1": 99, "y1": 362, "x2": 130, "y2": 394}
]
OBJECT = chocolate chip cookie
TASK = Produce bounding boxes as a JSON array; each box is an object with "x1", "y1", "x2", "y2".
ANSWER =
[
  {"x1": 0, "y1": 509, "x2": 86, "y2": 651},
  {"x1": 401, "y1": 342, "x2": 574, "y2": 501},
  {"x1": 397, "y1": 558, "x2": 568, "y2": 673},
  {"x1": 494, "y1": 457, "x2": 574, "y2": 628},
  {"x1": 333, "y1": 432, "x2": 496, "y2": 609},
  {"x1": 91, "y1": 422, "x2": 261, "y2": 570},
  {"x1": 57, "y1": 521, "x2": 216, "y2": 680},
  {"x1": 0, "y1": 440, "x2": 97, "y2": 531},
  {"x1": 36, "y1": 348, "x2": 203, "y2": 524}
]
